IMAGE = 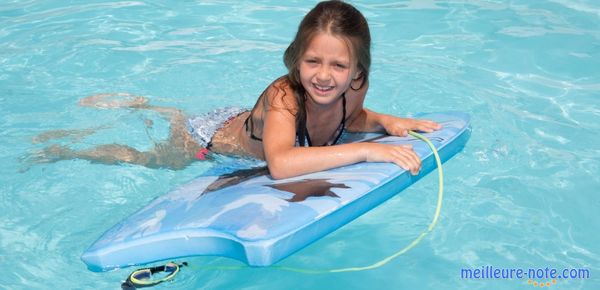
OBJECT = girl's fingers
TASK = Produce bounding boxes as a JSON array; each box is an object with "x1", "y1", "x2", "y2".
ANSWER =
[
  {"x1": 398, "y1": 145, "x2": 420, "y2": 163},
  {"x1": 402, "y1": 147, "x2": 421, "y2": 173},
  {"x1": 418, "y1": 126, "x2": 434, "y2": 133},
  {"x1": 405, "y1": 153, "x2": 421, "y2": 174},
  {"x1": 391, "y1": 147, "x2": 421, "y2": 175},
  {"x1": 396, "y1": 128, "x2": 408, "y2": 136},
  {"x1": 425, "y1": 120, "x2": 442, "y2": 130},
  {"x1": 390, "y1": 151, "x2": 412, "y2": 172},
  {"x1": 387, "y1": 118, "x2": 441, "y2": 136},
  {"x1": 415, "y1": 120, "x2": 440, "y2": 132}
]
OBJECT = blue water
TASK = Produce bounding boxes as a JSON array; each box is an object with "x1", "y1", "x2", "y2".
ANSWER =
[{"x1": 1, "y1": 1, "x2": 599, "y2": 289}]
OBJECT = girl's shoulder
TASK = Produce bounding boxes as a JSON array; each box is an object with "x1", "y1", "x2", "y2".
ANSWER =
[{"x1": 262, "y1": 75, "x2": 298, "y2": 113}]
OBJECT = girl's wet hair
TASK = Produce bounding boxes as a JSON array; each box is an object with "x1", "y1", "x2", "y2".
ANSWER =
[
  {"x1": 284, "y1": 0, "x2": 371, "y2": 145},
  {"x1": 284, "y1": 0, "x2": 371, "y2": 84}
]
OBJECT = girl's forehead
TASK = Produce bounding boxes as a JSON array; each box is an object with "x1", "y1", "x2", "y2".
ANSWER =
[{"x1": 303, "y1": 32, "x2": 352, "y2": 60}]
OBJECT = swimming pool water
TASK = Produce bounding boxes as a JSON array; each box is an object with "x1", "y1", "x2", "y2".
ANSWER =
[{"x1": 1, "y1": 1, "x2": 598, "y2": 289}]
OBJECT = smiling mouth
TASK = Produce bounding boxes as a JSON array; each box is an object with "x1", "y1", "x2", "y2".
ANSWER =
[{"x1": 313, "y1": 83, "x2": 334, "y2": 94}]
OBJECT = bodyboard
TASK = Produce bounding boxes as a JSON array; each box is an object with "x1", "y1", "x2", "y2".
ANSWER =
[{"x1": 81, "y1": 112, "x2": 471, "y2": 272}]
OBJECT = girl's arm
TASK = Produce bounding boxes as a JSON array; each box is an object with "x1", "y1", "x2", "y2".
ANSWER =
[
  {"x1": 262, "y1": 105, "x2": 370, "y2": 179},
  {"x1": 345, "y1": 79, "x2": 441, "y2": 136},
  {"x1": 347, "y1": 109, "x2": 441, "y2": 136},
  {"x1": 262, "y1": 83, "x2": 422, "y2": 179}
]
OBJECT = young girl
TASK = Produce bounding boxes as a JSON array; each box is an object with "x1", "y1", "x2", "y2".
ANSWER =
[{"x1": 32, "y1": 0, "x2": 440, "y2": 178}]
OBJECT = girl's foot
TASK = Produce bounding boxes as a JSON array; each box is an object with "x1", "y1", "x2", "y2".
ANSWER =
[
  {"x1": 27, "y1": 145, "x2": 74, "y2": 164},
  {"x1": 18, "y1": 145, "x2": 74, "y2": 172}
]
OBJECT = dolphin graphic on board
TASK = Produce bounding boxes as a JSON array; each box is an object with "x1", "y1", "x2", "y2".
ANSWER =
[
  {"x1": 201, "y1": 167, "x2": 349, "y2": 202},
  {"x1": 266, "y1": 179, "x2": 348, "y2": 202}
]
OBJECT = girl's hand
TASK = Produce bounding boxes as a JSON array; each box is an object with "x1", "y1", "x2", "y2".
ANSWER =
[
  {"x1": 380, "y1": 116, "x2": 441, "y2": 137},
  {"x1": 364, "y1": 143, "x2": 421, "y2": 175}
]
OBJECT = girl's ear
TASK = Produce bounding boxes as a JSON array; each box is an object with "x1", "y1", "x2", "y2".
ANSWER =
[{"x1": 353, "y1": 69, "x2": 363, "y2": 80}]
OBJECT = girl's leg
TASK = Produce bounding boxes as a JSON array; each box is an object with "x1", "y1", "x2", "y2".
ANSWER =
[
  {"x1": 26, "y1": 93, "x2": 205, "y2": 170},
  {"x1": 79, "y1": 92, "x2": 200, "y2": 154},
  {"x1": 31, "y1": 144, "x2": 151, "y2": 167},
  {"x1": 78, "y1": 93, "x2": 149, "y2": 109},
  {"x1": 32, "y1": 125, "x2": 110, "y2": 144},
  {"x1": 79, "y1": 93, "x2": 184, "y2": 118},
  {"x1": 32, "y1": 143, "x2": 196, "y2": 170}
]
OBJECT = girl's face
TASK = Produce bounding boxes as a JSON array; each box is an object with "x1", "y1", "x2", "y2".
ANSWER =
[{"x1": 299, "y1": 32, "x2": 358, "y2": 107}]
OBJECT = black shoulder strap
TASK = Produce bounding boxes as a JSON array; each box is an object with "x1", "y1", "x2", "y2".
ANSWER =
[{"x1": 330, "y1": 93, "x2": 347, "y2": 145}]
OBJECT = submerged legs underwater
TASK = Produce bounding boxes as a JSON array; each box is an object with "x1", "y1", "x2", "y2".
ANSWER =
[{"x1": 23, "y1": 93, "x2": 204, "y2": 170}]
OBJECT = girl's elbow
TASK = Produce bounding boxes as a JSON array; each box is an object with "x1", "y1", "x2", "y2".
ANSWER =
[
  {"x1": 269, "y1": 171, "x2": 287, "y2": 180},
  {"x1": 266, "y1": 156, "x2": 292, "y2": 180},
  {"x1": 267, "y1": 162, "x2": 289, "y2": 180}
]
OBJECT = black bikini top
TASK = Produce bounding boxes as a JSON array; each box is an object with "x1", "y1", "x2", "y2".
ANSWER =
[{"x1": 244, "y1": 93, "x2": 347, "y2": 147}]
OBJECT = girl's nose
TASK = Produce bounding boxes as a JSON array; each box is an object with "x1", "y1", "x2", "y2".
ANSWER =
[{"x1": 316, "y1": 65, "x2": 331, "y2": 82}]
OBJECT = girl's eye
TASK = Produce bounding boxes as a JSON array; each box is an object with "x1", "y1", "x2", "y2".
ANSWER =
[{"x1": 305, "y1": 59, "x2": 317, "y2": 64}]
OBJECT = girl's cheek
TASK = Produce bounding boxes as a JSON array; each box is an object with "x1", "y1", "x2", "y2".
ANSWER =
[{"x1": 337, "y1": 72, "x2": 353, "y2": 85}]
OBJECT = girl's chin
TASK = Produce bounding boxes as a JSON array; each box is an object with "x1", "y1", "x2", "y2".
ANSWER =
[
  {"x1": 306, "y1": 90, "x2": 342, "y2": 106},
  {"x1": 310, "y1": 90, "x2": 334, "y2": 98}
]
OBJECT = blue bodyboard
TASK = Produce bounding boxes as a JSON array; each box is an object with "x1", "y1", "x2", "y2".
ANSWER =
[{"x1": 81, "y1": 112, "x2": 471, "y2": 272}]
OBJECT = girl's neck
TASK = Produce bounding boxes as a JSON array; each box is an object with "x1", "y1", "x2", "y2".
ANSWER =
[{"x1": 304, "y1": 92, "x2": 344, "y2": 114}]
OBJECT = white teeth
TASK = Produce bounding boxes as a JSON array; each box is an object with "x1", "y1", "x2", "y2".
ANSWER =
[{"x1": 314, "y1": 84, "x2": 333, "y2": 91}]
